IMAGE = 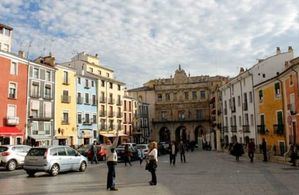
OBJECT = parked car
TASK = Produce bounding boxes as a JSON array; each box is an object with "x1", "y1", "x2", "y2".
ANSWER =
[
  {"x1": 86, "y1": 144, "x2": 107, "y2": 161},
  {"x1": 158, "y1": 142, "x2": 170, "y2": 155},
  {"x1": 0, "y1": 145, "x2": 32, "y2": 171},
  {"x1": 136, "y1": 144, "x2": 149, "y2": 156},
  {"x1": 24, "y1": 146, "x2": 87, "y2": 177},
  {"x1": 115, "y1": 144, "x2": 138, "y2": 162}
]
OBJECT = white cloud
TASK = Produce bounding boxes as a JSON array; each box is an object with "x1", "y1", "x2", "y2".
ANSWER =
[{"x1": 1, "y1": 0, "x2": 299, "y2": 87}]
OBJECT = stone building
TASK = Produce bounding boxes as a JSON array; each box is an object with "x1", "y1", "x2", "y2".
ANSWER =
[{"x1": 128, "y1": 65, "x2": 227, "y2": 146}]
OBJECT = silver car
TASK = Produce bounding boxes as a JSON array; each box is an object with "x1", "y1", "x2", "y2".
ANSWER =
[
  {"x1": 24, "y1": 146, "x2": 87, "y2": 177},
  {"x1": 0, "y1": 145, "x2": 32, "y2": 171}
]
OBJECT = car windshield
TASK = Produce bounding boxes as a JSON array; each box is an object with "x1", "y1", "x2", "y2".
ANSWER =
[
  {"x1": 0, "y1": 146, "x2": 8, "y2": 152},
  {"x1": 27, "y1": 148, "x2": 47, "y2": 156}
]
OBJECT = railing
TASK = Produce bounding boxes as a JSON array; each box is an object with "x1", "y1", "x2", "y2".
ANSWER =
[
  {"x1": 83, "y1": 120, "x2": 92, "y2": 125},
  {"x1": 231, "y1": 126, "x2": 237, "y2": 132},
  {"x1": 108, "y1": 99, "x2": 115, "y2": 104},
  {"x1": 242, "y1": 125, "x2": 250, "y2": 133},
  {"x1": 108, "y1": 112, "x2": 115, "y2": 117},
  {"x1": 62, "y1": 80, "x2": 69, "y2": 85},
  {"x1": 116, "y1": 101, "x2": 122, "y2": 106},
  {"x1": 61, "y1": 95, "x2": 71, "y2": 103},
  {"x1": 99, "y1": 97, "x2": 106, "y2": 103},
  {"x1": 8, "y1": 93, "x2": 16, "y2": 99},
  {"x1": 30, "y1": 93, "x2": 40, "y2": 98},
  {"x1": 273, "y1": 124, "x2": 284, "y2": 135},
  {"x1": 100, "y1": 111, "x2": 106, "y2": 117},
  {"x1": 257, "y1": 125, "x2": 266, "y2": 134},
  {"x1": 61, "y1": 120, "x2": 69, "y2": 125}
]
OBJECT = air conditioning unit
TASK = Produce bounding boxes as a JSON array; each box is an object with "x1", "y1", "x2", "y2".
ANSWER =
[{"x1": 7, "y1": 116, "x2": 20, "y2": 125}]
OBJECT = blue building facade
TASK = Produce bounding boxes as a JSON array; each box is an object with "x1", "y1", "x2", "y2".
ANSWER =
[{"x1": 76, "y1": 74, "x2": 98, "y2": 145}]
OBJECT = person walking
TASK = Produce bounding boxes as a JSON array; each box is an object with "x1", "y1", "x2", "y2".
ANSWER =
[
  {"x1": 146, "y1": 141, "x2": 158, "y2": 186},
  {"x1": 248, "y1": 139, "x2": 255, "y2": 163},
  {"x1": 262, "y1": 138, "x2": 267, "y2": 162},
  {"x1": 102, "y1": 132, "x2": 119, "y2": 191},
  {"x1": 90, "y1": 141, "x2": 98, "y2": 164},
  {"x1": 137, "y1": 147, "x2": 144, "y2": 165},
  {"x1": 169, "y1": 141, "x2": 177, "y2": 166},
  {"x1": 179, "y1": 141, "x2": 186, "y2": 163},
  {"x1": 289, "y1": 144, "x2": 297, "y2": 166},
  {"x1": 124, "y1": 144, "x2": 132, "y2": 166},
  {"x1": 231, "y1": 141, "x2": 243, "y2": 161}
]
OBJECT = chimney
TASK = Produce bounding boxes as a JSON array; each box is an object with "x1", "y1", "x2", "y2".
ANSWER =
[
  {"x1": 276, "y1": 47, "x2": 281, "y2": 54},
  {"x1": 239, "y1": 67, "x2": 245, "y2": 74},
  {"x1": 95, "y1": 53, "x2": 98, "y2": 57},
  {"x1": 18, "y1": 50, "x2": 26, "y2": 58},
  {"x1": 288, "y1": 46, "x2": 293, "y2": 53}
]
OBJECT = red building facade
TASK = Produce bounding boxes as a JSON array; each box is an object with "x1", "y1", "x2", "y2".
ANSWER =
[{"x1": 0, "y1": 52, "x2": 28, "y2": 145}]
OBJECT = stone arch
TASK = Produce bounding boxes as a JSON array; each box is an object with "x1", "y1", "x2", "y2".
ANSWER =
[
  {"x1": 175, "y1": 126, "x2": 187, "y2": 143},
  {"x1": 194, "y1": 125, "x2": 204, "y2": 145},
  {"x1": 159, "y1": 127, "x2": 171, "y2": 143}
]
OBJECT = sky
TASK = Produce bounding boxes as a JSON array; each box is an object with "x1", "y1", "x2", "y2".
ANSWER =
[{"x1": 1, "y1": 0, "x2": 299, "y2": 88}]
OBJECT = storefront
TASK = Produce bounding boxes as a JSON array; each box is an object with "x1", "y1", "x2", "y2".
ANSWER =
[{"x1": 0, "y1": 126, "x2": 24, "y2": 145}]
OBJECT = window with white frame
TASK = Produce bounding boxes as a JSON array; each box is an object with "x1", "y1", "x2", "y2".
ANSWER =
[
  {"x1": 63, "y1": 71, "x2": 69, "y2": 84},
  {"x1": 31, "y1": 122, "x2": 38, "y2": 135},
  {"x1": 274, "y1": 82, "x2": 280, "y2": 96},
  {"x1": 8, "y1": 82, "x2": 17, "y2": 99},
  {"x1": 45, "y1": 85, "x2": 51, "y2": 99},
  {"x1": 10, "y1": 61, "x2": 17, "y2": 75},
  {"x1": 44, "y1": 123, "x2": 51, "y2": 135},
  {"x1": 85, "y1": 93, "x2": 89, "y2": 104},
  {"x1": 93, "y1": 114, "x2": 97, "y2": 123},
  {"x1": 7, "y1": 104, "x2": 16, "y2": 117},
  {"x1": 78, "y1": 113, "x2": 82, "y2": 123},
  {"x1": 33, "y1": 68, "x2": 39, "y2": 79},
  {"x1": 31, "y1": 82, "x2": 39, "y2": 97},
  {"x1": 46, "y1": 71, "x2": 51, "y2": 81},
  {"x1": 43, "y1": 102, "x2": 52, "y2": 118}
]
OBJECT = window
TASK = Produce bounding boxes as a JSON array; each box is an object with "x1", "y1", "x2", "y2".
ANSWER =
[
  {"x1": 78, "y1": 77, "x2": 81, "y2": 84},
  {"x1": 192, "y1": 91, "x2": 197, "y2": 100},
  {"x1": 290, "y1": 75, "x2": 293, "y2": 86},
  {"x1": 250, "y1": 114, "x2": 254, "y2": 126},
  {"x1": 274, "y1": 82, "x2": 280, "y2": 96},
  {"x1": 31, "y1": 82, "x2": 39, "y2": 98},
  {"x1": 91, "y1": 81, "x2": 95, "y2": 87},
  {"x1": 85, "y1": 113, "x2": 90, "y2": 123},
  {"x1": 63, "y1": 71, "x2": 68, "y2": 84},
  {"x1": 77, "y1": 92, "x2": 82, "y2": 104},
  {"x1": 249, "y1": 91, "x2": 253, "y2": 103},
  {"x1": 184, "y1": 92, "x2": 189, "y2": 100},
  {"x1": 98, "y1": 70, "x2": 101, "y2": 75},
  {"x1": 93, "y1": 114, "x2": 96, "y2": 123},
  {"x1": 85, "y1": 93, "x2": 89, "y2": 104},
  {"x1": 33, "y1": 68, "x2": 39, "y2": 79},
  {"x1": 200, "y1": 91, "x2": 206, "y2": 99},
  {"x1": 63, "y1": 112, "x2": 69, "y2": 123},
  {"x1": 173, "y1": 92, "x2": 177, "y2": 101},
  {"x1": 178, "y1": 111, "x2": 185, "y2": 120},
  {"x1": 85, "y1": 79, "x2": 89, "y2": 88},
  {"x1": 166, "y1": 93, "x2": 170, "y2": 101},
  {"x1": 44, "y1": 123, "x2": 51, "y2": 135},
  {"x1": 244, "y1": 114, "x2": 249, "y2": 125},
  {"x1": 8, "y1": 82, "x2": 16, "y2": 99},
  {"x1": 259, "y1": 90, "x2": 263, "y2": 101},
  {"x1": 118, "y1": 85, "x2": 121, "y2": 91},
  {"x1": 196, "y1": 110, "x2": 203, "y2": 120},
  {"x1": 101, "y1": 92, "x2": 105, "y2": 102},
  {"x1": 43, "y1": 102, "x2": 52, "y2": 118},
  {"x1": 101, "y1": 80, "x2": 105, "y2": 87},
  {"x1": 46, "y1": 71, "x2": 51, "y2": 81},
  {"x1": 107, "y1": 73, "x2": 110, "y2": 77},
  {"x1": 7, "y1": 104, "x2": 16, "y2": 117},
  {"x1": 78, "y1": 113, "x2": 82, "y2": 123},
  {"x1": 157, "y1": 94, "x2": 162, "y2": 101},
  {"x1": 92, "y1": 95, "x2": 96, "y2": 105},
  {"x1": 109, "y1": 82, "x2": 113, "y2": 89},
  {"x1": 10, "y1": 62, "x2": 17, "y2": 75},
  {"x1": 89, "y1": 67, "x2": 93, "y2": 73},
  {"x1": 124, "y1": 100, "x2": 127, "y2": 111},
  {"x1": 238, "y1": 96, "x2": 240, "y2": 107},
  {"x1": 31, "y1": 122, "x2": 38, "y2": 135},
  {"x1": 45, "y1": 85, "x2": 51, "y2": 99}
]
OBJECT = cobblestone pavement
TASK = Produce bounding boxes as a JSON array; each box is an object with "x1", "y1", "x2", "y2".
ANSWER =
[{"x1": 1, "y1": 151, "x2": 299, "y2": 195}]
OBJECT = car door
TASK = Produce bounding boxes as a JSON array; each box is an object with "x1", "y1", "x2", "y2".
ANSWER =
[
  {"x1": 66, "y1": 147, "x2": 80, "y2": 170},
  {"x1": 57, "y1": 147, "x2": 69, "y2": 171},
  {"x1": 13, "y1": 146, "x2": 27, "y2": 165}
]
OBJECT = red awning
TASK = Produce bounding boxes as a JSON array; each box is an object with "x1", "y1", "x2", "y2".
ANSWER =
[{"x1": 0, "y1": 127, "x2": 23, "y2": 136}]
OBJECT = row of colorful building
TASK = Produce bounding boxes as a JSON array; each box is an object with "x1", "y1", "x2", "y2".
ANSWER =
[{"x1": 0, "y1": 23, "x2": 150, "y2": 146}]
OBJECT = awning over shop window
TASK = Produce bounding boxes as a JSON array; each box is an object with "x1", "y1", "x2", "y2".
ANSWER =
[
  {"x1": 0, "y1": 127, "x2": 23, "y2": 136},
  {"x1": 100, "y1": 132, "x2": 128, "y2": 137}
]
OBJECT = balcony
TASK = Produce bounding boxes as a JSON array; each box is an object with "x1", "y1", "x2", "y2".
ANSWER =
[
  {"x1": 116, "y1": 101, "x2": 122, "y2": 106},
  {"x1": 231, "y1": 126, "x2": 237, "y2": 132},
  {"x1": 44, "y1": 94, "x2": 52, "y2": 100},
  {"x1": 99, "y1": 97, "x2": 106, "y2": 103},
  {"x1": 108, "y1": 112, "x2": 115, "y2": 117},
  {"x1": 100, "y1": 111, "x2": 106, "y2": 117},
  {"x1": 273, "y1": 124, "x2": 284, "y2": 135},
  {"x1": 8, "y1": 93, "x2": 16, "y2": 99},
  {"x1": 116, "y1": 113, "x2": 123, "y2": 118},
  {"x1": 223, "y1": 126, "x2": 228, "y2": 133},
  {"x1": 61, "y1": 120, "x2": 69, "y2": 125},
  {"x1": 108, "y1": 99, "x2": 115, "y2": 104},
  {"x1": 61, "y1": 95, "x2": 71, "y2": 103},
  {"x1": 100, "y1": 125, "x2": 106, "y2": 130},
  {"x1": 30, "y1": 93, "x2": 40, "y2": 99},
  {"x1": 242, "y1": 125, "x2": 250, "y2": 133},
  {"x1": 84, "y1": 84, "x2": 90, "y2": 89},
  {"x1": 108, "y1": 125, "x2": 114, "y2": 131},
  {"x1": 257, "y1": 125, "x2": 266, "y2": 134},
  {"x1": 243, "y1": 103, "x2": 248, "y2": 111},
  {"x1": 62, "y1": 80, "x2": 70, "y2": 85},
  {"x1": 30, "y1": 114, "x2": 52, "y2": 121},
  {"x1": 6, "y1": 116, "x2": 19, "y2": 126},
  {"x1": 83, "y1": 120, "x2": 92, "y2": 125}
]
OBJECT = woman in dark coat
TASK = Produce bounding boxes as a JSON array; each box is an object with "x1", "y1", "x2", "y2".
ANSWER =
[{"x1": 231, "y1": 141, "x2": 244, "y2": 161}]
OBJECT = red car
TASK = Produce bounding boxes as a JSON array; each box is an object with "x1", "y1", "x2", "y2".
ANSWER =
[{"x1": 87, "y1": 145, "x2": 107, "y2": 161}]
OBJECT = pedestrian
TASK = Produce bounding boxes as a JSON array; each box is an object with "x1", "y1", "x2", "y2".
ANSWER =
[
  {"x1": 248, "y1": 139, "x2": 255, "y2": 163},
  {"x1": 102, "y1": 132, "x2": 119, "y2": 191},
  {"x1": 137, "y1": 147, "x2": 144, "y2": 165},
  {"x1": 179, "y1": 141, "x2": 186, "y2": 163},
  {"x1": 169, "y1": 141, "x2": 177, "y2": 166},
  {"x1": 146, "y1": 141, "x2": 158, "y2": 186},
  {"x1": 124, "y1": 144, "x2": 132, "y2": 166},
  {"x1": 289, "y1": 144, "x2": 297, "y2": 166},
  {"x1": 262, "y1": 138, "x2": 267, "y2": 162},
  {"x1": 231, "y1": 141, "x2": 243, "y2": 161},
  {"x1": 90, "y1": 141, "x2": 98, "y2": 164}
]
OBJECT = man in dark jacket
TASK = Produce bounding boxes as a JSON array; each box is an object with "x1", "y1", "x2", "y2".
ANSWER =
[
  {"x1": 262, "y1": 138, "x2": 267, "y2": 162},
  {"x1": 248, "y1": 139, "x2": 255, "y2": 163},
  {"x1": 169, "y1": 141, "x2": 177, "y2": 166}
]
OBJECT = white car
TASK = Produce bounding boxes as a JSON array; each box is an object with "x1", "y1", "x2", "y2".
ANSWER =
[
  {"x1": 136, "y1": 144, "x2": 149, "y2": 156},
  {"x1": 0, "y1": 145, "x2": 32, "y2": 171},
  {"x1": 24, "y1": 146, "x2": 88, "y2": 177}
]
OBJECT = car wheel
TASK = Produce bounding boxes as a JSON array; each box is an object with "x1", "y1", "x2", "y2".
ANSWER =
[
  {"x1": 26, "y1": 170, "x2": 36, "y2": 177},
  {"x1": 6, "y1": 160, "x2": 17, "y2": 171},
  {"x1": 79, "y1": 161, "x2": 87, "y2": 172},
  {"x1": 50, "y1": 164, "x2": 60, "y2": 176}
]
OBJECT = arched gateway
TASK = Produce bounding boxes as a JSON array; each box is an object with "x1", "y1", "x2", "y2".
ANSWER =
[
  {"x1": 159, "y1": 127, "x2": 170, "y2": 143},
  {"x1": 175, "y1": 126, "x2": 187, "y2": 143}
]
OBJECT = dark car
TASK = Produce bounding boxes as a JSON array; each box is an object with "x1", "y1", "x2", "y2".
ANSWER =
[
  {"x1": 158, "y1": 142, "x2": 170, "y2": 155},
  {"x1": 115, "y1": 145, "x2": 138, "y2": 162}
]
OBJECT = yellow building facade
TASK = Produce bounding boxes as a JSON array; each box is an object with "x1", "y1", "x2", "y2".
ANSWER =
[
  {"x1": 54, "y1": 65, "x2": 77, "y2": 145},
  {"x1": 255, "y1": 78, "x2": 286, "y2": 156}
]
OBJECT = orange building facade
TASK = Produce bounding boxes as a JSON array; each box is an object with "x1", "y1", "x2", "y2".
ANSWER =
[{"x1": 0, "y1": 52, "x2": 28, "y2": 145}]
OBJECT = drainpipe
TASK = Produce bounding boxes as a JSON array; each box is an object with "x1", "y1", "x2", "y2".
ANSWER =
[
  {"x1": 290, "y1": 67, "x2": 298, "y2": 145},
  {"x1": 250, "y1": 73, "x2": 258, "y2": 146}
]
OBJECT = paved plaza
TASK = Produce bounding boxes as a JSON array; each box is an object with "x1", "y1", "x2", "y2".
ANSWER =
[{"x1": 1, "y1": 151, "x2": 299, "y2": 195}]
